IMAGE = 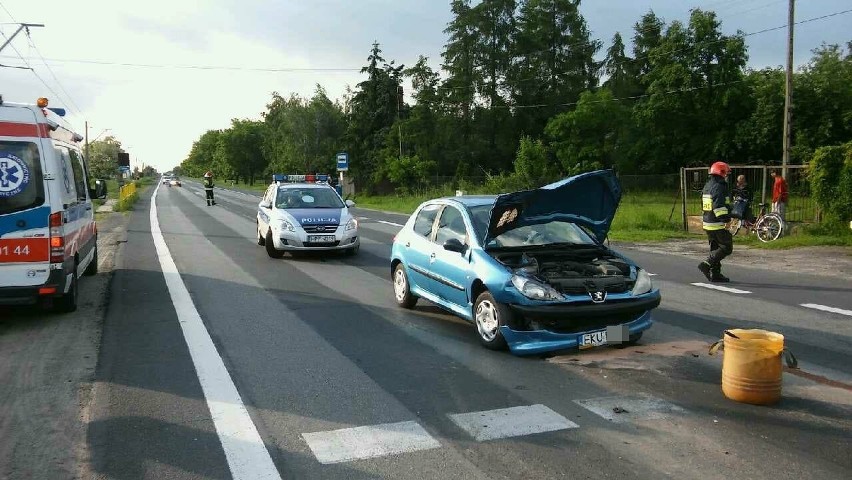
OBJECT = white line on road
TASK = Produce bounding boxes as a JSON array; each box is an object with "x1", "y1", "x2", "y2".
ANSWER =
[
  {"x1": 691, "y1": 283, "x2": 752, "y2": 294},
  {"x1": 150, "y1": 184, "x2": 281, "y2": 480},
  {"x1": 302, "y1": 421, "x2": 441, "y2": 465},
  {"x1": 801, "y1": 303, "x2": 852, "y2": 317},
  {"x1": 448, "y1": 405, "x2": 578, "y2": 442},
  {"x1": 377, "y1": 220, "x2": 404, "y2": 227}
]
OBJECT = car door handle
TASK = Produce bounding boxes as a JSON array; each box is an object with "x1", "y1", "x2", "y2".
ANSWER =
[
  {"x1": 405, "y1": 242, "x2": 410, "y2": 248},
  {"x1": 429, "y1": 252, "x2": 436, "y2": 262}
]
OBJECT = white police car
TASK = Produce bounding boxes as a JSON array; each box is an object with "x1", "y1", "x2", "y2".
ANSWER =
[{"x1": 256, "y1": 174, "x2": 359, "y2": 258}]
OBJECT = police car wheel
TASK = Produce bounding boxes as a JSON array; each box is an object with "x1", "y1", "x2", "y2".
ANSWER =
[
  {"x1": 265, "y1": 230, "x2": 284, "y2": 259},
  {"x1": 257, "y1": 223, "x2": 265, "y2": 246},
  {"x1": 393, "y1": 264, "x2": 418, "y2": 309},
  {"x1": 344, "y1": 245, "x2": 359, "y2": 256}
]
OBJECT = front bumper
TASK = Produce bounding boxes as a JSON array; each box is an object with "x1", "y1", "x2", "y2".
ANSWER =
[
  {"x1": 272, "y1": 228, "x2": 360, "y2": 251},
  {"x1": 501, "y1": 310, "x2": 654, "y2": 356}
]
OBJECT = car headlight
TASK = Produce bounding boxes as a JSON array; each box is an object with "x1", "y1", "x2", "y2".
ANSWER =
[
  {"x1": 345, "y1": 218, "x2": 358, "y2": 231},
  {"x1": 631, "y1": 269, "x2": 653, "y2": 296},
  {"x1": 280, "y1": 220, "x2": 296, "y2": 232},
  {"x1": 511, "y1": 275, "x2": 563, "y2": 301}
]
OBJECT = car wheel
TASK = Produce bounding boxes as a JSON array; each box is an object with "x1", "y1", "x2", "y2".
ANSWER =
[
  {"x1": 265, "y1": 230, "x2": 284, "y2": 259},
  {"x1": 345, "y1": 245, "x2": 359, "y2": 256},
  {"x1": 84, "y1": 245, "x2": 98, "y2": 276},
  {"x1": 257, "y1": 222, "x2": 265, "y2": 246},
  {"x1": 53, "y1": 265, "x2": 79, "y2": 313},
  {"x1": 392, "y1": 263, "x2": 418, "y2": 309},
  {"x1": 473, "y1": 291, "x2": 509, "y2": 350}
]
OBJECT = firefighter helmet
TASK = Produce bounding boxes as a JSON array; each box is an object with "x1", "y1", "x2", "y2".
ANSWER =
[
  {"x1": 709, "y1": 161, "x2": 730, "y2": 177},
  {"x1": 204, "y1": 171, "x2": 213, "y2": 178}
]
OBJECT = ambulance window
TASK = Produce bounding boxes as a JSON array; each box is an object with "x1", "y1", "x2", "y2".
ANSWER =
[
  {"x1": 0, "y1": 141, "x2": 45, "y2": 215},
  {"x1": 54, "y1": 146, "x2": 77, "y2": 204},
  {"x1": 69, "y1": 149, "x2": 88, "y2": 201}
]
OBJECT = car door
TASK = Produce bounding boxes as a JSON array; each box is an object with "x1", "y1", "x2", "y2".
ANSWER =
[
  {"x1": 403, "y1": 203, "x2": 440, "y2": 294},
  {"x1": 431, "y1": 205, "x2": 472, "y2": 310},
  {"x1": 258, "y1": 186, "x2": 274, "y2": 233}
]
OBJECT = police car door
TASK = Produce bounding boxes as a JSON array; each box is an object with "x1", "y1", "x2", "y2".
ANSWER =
[{"x1": 258, "y1": 185, "x2": 274, "y2": 234}]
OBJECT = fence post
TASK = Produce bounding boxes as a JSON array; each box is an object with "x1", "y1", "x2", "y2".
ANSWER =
[
  {"x1": 761, "y1": 166, "x2": 768, "y2": 205},
  {"x1": 680, "y1": 167, "x2": 688, "y2": 232}
]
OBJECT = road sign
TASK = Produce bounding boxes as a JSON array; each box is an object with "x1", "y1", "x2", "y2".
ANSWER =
[
  {"x1": 118, "y1": 166, "x2": 131, "y2": 172},
  {"x1": 336, "y1": 152, "x2": 349, "y2": 172}
]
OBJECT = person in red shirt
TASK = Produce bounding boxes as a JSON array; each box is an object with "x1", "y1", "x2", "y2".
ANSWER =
[{"x1": 770, "y1": 169, "x2": 788, "y2": 223}]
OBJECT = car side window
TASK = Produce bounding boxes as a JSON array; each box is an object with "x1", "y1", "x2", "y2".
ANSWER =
[
  {"x1": 435, "y1": 206, "x2": 468, "y2": 246},
  {"x1": 68, "y1": 149, "x2": 88, "y2": 201},
  {"x1": 413, "y1": 204, "x2": 440, "y2": 239}
]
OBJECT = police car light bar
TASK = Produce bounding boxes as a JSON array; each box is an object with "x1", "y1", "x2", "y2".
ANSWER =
[{"x1": 273, "y1": 174, "x2": 330, "y2": 184}]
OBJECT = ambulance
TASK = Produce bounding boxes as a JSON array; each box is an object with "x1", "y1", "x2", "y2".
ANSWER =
[{"x1": 0, "y1": 96, "x2": 106, "y2": 312}]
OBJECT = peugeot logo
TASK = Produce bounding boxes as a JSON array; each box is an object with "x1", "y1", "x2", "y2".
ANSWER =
[{"x1": 589, "y1": 290, "x2": 607, "y2": 303}]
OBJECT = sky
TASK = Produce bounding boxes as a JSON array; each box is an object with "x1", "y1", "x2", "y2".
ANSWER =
[{"x1": 1, "y1": 0, "x2": 849, "y2": 173}]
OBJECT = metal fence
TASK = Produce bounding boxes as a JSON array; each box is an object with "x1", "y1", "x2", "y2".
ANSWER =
[{"x1": 681, "y1": 165, "x2": 817, "y2": 230}]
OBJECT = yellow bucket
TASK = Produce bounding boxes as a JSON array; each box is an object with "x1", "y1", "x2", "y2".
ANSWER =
[{"x1": 711, "y1": 329, "x2": 789, "y2": 405}]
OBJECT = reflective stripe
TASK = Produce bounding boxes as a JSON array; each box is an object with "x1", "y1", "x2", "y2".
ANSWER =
[
  {"x1": 703, "y1": 222, "x2": 725, "y2": 231},
  {"x1": 713, "y1": 207, "x2": 728, "y2": 216}
]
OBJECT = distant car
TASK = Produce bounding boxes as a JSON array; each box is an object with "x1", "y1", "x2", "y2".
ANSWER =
[
  {"x1": 169, "y1": 177, "x2": 181, "y2": 187},
  {"x1": 256, "y1": 175, "x2": 359, "y2": 258},
  {"x1": 161, "y1": 175, "x2": 172, "y2": 185},
  {"x1": 390, "y1": 169, "x2": 661, "y2": 356}
]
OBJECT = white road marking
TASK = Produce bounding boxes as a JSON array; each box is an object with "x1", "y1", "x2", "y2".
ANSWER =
[
  {"x1": 357, "y1": 216, "x2": 371, "y2": 220},
  {"x1": 691, "y1": 283, "x2": 751, "y2": 294},
  {"x1": 648, "y1": 273, "x2": 658, "y2": 276},
  {"x1": 801, "y1": 303, "x2": 852, "y2": 317},
  {"x1": 150, "y1": 184, "x2": 281, "y2": 480},
  {"x1": 448, "y1": 405, "x2": 578, "y2": 442},
  {"x1": 574, "y1": 396, "x2": 686, "y2": 423},
  {"x1": 302, "y1": 421, "x2": 440, "y2": 465},
  {"x1": 377, "y1": 220, "x2": 404, "y2": 227}
]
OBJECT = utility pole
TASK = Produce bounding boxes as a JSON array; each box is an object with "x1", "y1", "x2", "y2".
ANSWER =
[
  {"x1": 782, "y1": 0, "x2": 795, "y2": 180},
  {"x1": 0, "y1": 23, "x2": 43, "y2": 55},
  {"x1": 397, "y1": 85, "x2": 404, "y2": 158},
  {"x1": 84, "y1": 121, "x2": 89, "y2": 160}
]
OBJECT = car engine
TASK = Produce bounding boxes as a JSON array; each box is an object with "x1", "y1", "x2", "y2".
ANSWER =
[{"x1": 494, "y1": 248, "x2": 634, "y2": 295}]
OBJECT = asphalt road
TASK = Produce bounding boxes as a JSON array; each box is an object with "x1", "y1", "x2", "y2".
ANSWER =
[{"x1": 3, "y1": 181, "x2": 850, "y2": 479}]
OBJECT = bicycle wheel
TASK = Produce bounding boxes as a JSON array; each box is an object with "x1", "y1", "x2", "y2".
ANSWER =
[
  {"x1": 726, "y1": 218, "x2": 742, "y2": 235},
  {"x1": 755, "y1": 214, "x2": 783, "y2": 242}
]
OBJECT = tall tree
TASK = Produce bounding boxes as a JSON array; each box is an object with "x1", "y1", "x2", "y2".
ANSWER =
[
  {"x1": 631, "y1": 10, "x2": 665, "y2": 89},
  {"x1": 87, "y1": 136, "x2": 126, "y2": 179},
  {"x1": 602, "y1": 32, "x2": 637, "y2": 99}
]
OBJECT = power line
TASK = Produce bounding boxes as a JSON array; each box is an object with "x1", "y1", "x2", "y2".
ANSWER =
[
  {"x1": 25, "y1": 30, "x2": 83, "y2": 115},
  {"x1": 0, "y1": 55, "x2": 362, "y2": 72}
]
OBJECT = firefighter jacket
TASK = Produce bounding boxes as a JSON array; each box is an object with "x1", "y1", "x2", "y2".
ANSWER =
[
  {"x1": 204, "y1": 177, "x2": 214, "y2": 190},
  {"x1": 702, "y1": 175, "x2": 731, "y2": 230}
]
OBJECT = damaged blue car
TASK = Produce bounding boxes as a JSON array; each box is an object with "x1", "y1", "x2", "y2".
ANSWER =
[{"x1": 390, "y1": 169, "x2": 661, "y2": 356}]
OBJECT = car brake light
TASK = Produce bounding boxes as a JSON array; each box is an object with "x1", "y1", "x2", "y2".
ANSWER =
[
  {"x1": 49, "y1": 212, "x2": 65, "y2": 263},
  {"x1": 39, "y1": 287, "x2": 57, "y2": 295}
]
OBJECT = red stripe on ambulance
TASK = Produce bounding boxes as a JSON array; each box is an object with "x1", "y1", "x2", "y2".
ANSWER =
[
  {"x1": 0, "y1": 238, "x2": 50, "y2": 262},
  {"x1": 0, "y1": 121, "x2": 51, "y2": 138}
]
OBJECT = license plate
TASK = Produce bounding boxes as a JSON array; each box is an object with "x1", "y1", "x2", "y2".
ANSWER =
[
  {"x1": 306, "y1": 235, "x2": 336, "y2": 243},
  {"x1": 579, "y1": 330, "x2": 607, "y2": 350}
]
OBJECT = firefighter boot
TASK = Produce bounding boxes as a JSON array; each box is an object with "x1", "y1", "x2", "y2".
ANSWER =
[
  {"x1": 698, "y1": 261, "x2": 713, "y2": 281},
  {"x1": 711, "y1": 265, "x2": 730, "y2": 283}
]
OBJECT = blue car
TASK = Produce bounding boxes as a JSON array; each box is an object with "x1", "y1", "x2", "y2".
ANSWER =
[{"x1": 390, "y1": 170, "x2": 661, "y2": 356}]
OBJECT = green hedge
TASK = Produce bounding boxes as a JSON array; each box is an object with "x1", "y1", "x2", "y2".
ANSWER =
[{"x1": 809, "y1": 142, "x2": 852, "y2": 221}]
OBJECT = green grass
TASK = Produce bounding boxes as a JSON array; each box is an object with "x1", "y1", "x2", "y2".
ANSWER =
[{"x1": 733, "y1": 221, "x2": 852, "y2": 249}]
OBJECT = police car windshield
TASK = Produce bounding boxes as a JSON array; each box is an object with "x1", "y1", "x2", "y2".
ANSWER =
[
  {"x1": 0, "y1": 141, "x2": 44, "y2": 216},
  {"x1": 276, "y1": 187, "x2": 344, "y2": 209}
]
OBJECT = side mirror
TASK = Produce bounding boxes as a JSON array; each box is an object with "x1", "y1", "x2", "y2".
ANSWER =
[
  {"x1": 443, "y1": 238, "x2": 466, "y2": 253},
  {"x1": 260, "y1": 200, "x2": 272, "y2": 209},
  {"x1": 89, "y1": 179, "x2": 108, "y2": 200},
  {"x1": 345, "y1": 199, "x2": 355, "y2": 208}
]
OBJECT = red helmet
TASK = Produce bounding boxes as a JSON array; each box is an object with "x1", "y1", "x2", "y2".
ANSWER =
[
  {"x1": 709, "y1": 161, "x2": 730, "y2": 177},
  {"x1": 204, "y1": 171, "x2": 213, "y2": 178}
]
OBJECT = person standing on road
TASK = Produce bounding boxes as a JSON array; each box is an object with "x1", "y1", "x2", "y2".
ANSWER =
[
  {"x1": 698, "y1": 161, "x2": 733, "y2": 283},
  {"x1": 203, "y1": 171, "x2": 216, "y2": 206},
  {"x1": 770, "y1": 169, "x2": 788, "y2": 224}
]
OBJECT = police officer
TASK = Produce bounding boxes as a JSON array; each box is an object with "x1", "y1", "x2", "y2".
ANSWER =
[
  {"x1": 203, "y1": 171, "x2": 216, "y2": 206},
  {"x1": 699, "y1": 161, "x2": 733, "y2": 282}
]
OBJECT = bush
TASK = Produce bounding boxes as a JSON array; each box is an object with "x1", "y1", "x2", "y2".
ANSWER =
[{"x1": 809, "y1": 142, "x2": 852, "y2": 221}]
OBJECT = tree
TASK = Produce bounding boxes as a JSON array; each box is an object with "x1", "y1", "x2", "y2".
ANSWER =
[
  {"x1": 733, "y1": 67, "x2": 785, "y2": 162},
  {"x1": 631, "y1": 10, "x2": 665, "y2": 88},
  {"x1": 181, "y1": 130, "x2": 223, "y2": 177},
  {"x1": 514, "y1": 136, "x2": 556, "y2": 188},
  {"x1": 602, "y1": 32, "x2": 637, "y2": 99},
  {"x1": 217, "y1": 119, "x2": 267, "y2": 185},
  {"x1": 87, "y1": 136, "x2": 125, "y2": 179}
]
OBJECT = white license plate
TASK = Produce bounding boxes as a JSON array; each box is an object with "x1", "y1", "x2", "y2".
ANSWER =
[
  {"x1": 306, "y1": 235, "x2": 336, "y2": 243},
  {"x1": 579, "y1": 330, "x2": 607, "y2": 350}
]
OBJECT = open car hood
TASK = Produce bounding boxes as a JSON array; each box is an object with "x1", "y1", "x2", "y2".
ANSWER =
[{"x1": 486, "y1": 169, "x2": 622, "y2": 244}]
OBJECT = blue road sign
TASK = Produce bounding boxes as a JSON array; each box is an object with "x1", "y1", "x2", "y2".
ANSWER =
[
  {"x1": 336, "y1": 152, "x2": 349, "y2": 172},
  {"x1": 118, "y1": 166, "x2": 131, "y2": 172}
]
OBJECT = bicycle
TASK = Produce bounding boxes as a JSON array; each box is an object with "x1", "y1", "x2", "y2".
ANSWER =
[{"x1": 726, "y1": 201, "x2": 784, "y2": 242}]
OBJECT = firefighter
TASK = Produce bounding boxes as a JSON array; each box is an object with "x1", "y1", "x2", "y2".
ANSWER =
[
  {"x1": 203, "y1": 171, "x2": 216, "y2": 206},
  {"x1": 698, "y1": 161, "x2": 733, "y2": 283}
]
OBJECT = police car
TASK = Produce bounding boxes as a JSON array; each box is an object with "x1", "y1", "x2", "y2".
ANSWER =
[
  {"x1": 0, "y1": 96, "x2": 106, "y2": 312},
  {"x1": 257, "y1": 174, "x2": 359, "y2": 258}
]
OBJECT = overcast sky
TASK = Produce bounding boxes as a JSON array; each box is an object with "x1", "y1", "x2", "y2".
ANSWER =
[{"x1": 1, "y1": 0, "x2": 849, "y2": 172}]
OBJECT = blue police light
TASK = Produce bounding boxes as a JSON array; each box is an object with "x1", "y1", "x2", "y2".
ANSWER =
[
  {"x1": 316, "y1": 174, "x2": 329, "y2": 182},
  {"x1": 272, "y1": 174, "x2": 286, "y2": 183},
  {"x1": 47, "y1": 107, "x2": 67, "y2": 117},
  {"x1": 273, "y1": 174, "x2": 330, "y2": 184}
]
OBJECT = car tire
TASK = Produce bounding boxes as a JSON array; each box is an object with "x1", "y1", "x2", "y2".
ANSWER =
[
  {"x1": 257, "y1": 222, "x2": 265, "y2": 246},
  {"x1": 53, "y1": 265, "x2": 79, "y2": 313},
  {"x1": 392, "y1": 263, "x2": 418, "y2": 309},
  {"x1": 473, "y1": 291, "x2": 509, "y2": 351},
  {"x1": 345, "y1": 245, "x2": 359, "y2": 256},
  {"x1": 265, "y1": 230, "x2": 284, "y2": 259},
  {"x1": 84, "y1": 245, "x2": 98, "y2": 276}
]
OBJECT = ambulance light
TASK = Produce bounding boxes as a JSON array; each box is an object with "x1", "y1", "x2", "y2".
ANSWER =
[{"x1": 37, "y1": 97, "x2": 49, "y2": 108}]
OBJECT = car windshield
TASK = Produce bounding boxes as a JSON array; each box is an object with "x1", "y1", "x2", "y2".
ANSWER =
[
  {"x1": 468, "y1": 205, "x2": 597, "y2": 248},
  {"x1": 276, "y1": 187, "x2": 343, "y2": 209},
  {"x1": 0, "y1": 141, "x2": 44, "y2": 216}
]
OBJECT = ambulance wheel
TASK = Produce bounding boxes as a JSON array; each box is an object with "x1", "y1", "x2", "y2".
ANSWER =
[
  {"x1": 265, "y1": 230, "x2": 284, "y2": 259},
  {"x1": 257, "y1": 222, "x2": 265, "y2": 246},
  {"x1": 54, "y1": 265, "x2": 79, "y2": 313},
  {"x1": 84, "y1": 245, "x2": 98, "y2": 276}
]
